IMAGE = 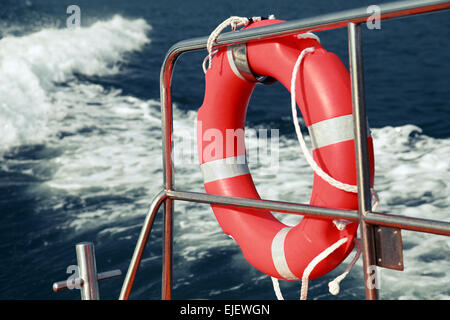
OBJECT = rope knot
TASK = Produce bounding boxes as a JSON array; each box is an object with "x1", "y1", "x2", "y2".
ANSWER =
[
  {"x1": 203, "y1": 15, "x2": 276, "y2": 73},
  {"x1": 328, "y1": 279, "x2": 341, "y2": 295}
]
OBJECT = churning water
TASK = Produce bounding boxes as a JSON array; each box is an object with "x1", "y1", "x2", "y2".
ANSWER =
[{"x1": 0, "y1": 0, "x2": 449, "y2": 300}]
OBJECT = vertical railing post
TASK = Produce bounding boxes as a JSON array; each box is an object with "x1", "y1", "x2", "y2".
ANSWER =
[
  {"x1": 161, "y1": 198, "x2": 174, "y2": 299},
  {"x1": 348, "y1": 22, "x2": 379, "y2": 300},
  {"x1": 160, "y1": 50, "x2": 180, "y2": 300},
  {"x1": 76, "y1": 242, "x2": 100, "y2": 300}
]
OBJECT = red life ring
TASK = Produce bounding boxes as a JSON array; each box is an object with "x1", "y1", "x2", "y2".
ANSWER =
[{"x1": 197, "y1": 19, "x2": 374, "y2": 281}]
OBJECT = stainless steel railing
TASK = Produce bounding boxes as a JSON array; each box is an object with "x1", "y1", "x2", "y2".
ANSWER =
[{"x1": 119, "y1": 0, "x2": 450, "y2": 300}]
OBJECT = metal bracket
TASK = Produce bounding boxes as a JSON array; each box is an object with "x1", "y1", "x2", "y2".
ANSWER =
[
  {"x1": 374, "y1": 226, "x2": 404, "y2": 271},
  {"x1": 229, "y1": 43, "x2": 276, "y2": 85}
]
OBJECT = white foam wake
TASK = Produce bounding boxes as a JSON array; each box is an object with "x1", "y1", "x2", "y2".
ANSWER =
[
  {"x1": 0, "y1": 15, "x2": 151, "y2": 150},
  {"x1": 369, "y1": 125, "x2": 450, "y2": 299}
]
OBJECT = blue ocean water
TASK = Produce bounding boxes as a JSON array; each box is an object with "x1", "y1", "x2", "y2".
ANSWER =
[{"x1": 0, "y1": 0, "x2": 449, "y2": 300}]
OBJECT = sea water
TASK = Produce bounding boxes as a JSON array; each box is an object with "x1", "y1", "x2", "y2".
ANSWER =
[{"x1": 0, "y1": 0, "x2": 449, "y2": 300}]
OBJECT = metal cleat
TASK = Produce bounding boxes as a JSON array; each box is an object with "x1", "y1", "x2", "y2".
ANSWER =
[{"x1": 52, "y1": 242, "x2": 122, "y2": 300}]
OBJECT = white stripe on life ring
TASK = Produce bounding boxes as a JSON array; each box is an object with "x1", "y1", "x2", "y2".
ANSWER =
[
  {"x1": 307, "y1": 114, "x2": 371, "y2": 150},
  {"x1": 200, "y1": 155, "x2": 249, "y2": 183},
  {"x1": 271, "y1": 227, "x2": 299, "y2": 280}
]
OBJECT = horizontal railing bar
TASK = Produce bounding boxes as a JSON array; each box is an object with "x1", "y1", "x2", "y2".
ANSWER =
[
  {"x1": 165, "y1": 0, "x2": 450, "y2": 56},
  {"x1": 167, "y1": 189, "x2": 360, "y2": 221},
  {"x1": 166, "y1": 190, "x2": 450, "y2": 236},
  {"x1": 364, "y1": 212, "x2": 450, "y2": 236},
  {"x1": 53, "y1": 270, "x2": 122, "y2": 292}
]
